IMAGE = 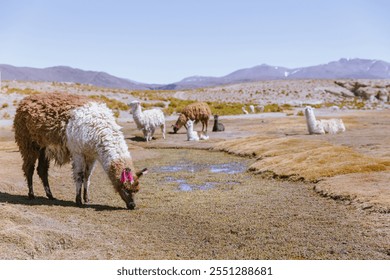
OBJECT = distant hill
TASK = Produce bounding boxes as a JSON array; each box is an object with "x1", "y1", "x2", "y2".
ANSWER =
[
  {"x1": 161, "y1": 58, "x2": 390, "y2": 89},
  {"x1": 1, "y1": 58, "x2": 390, "y2": 90},
  {"x1": 0, "y1": 64, "x2": 153, "y2": 90}
]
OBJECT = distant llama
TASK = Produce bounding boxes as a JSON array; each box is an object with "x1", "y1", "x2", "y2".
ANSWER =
[
  {"x1": 173, "y1": 102, "x2": 212, "y2": 133},
  {"x1": 186, "y1": 119, "x2": 209, "y2": 141},
  {"x1": 14, "y1": 93, "x2": 147, "y2": 210},
  {"x1": 129, "y1": 100, "x2": 166, "y2": 142},
  {"x1": 212, "y1": 115, "x2": 225, "y2": 132},
  {"x1": 304, "y1": 106, "x2": 346, "y2": 135},
  {"x1": 241, "y1": 106, "x2": 249, "y2": 114}
]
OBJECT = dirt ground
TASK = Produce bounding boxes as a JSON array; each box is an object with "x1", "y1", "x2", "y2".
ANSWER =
[{"x1": 0, "y1": 109, "x2": 389, "y2": 260}]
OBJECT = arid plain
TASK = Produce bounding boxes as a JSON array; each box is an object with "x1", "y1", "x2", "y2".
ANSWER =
[{"x1": 0, "y1": 80, "x2": 389, "y2": 259}]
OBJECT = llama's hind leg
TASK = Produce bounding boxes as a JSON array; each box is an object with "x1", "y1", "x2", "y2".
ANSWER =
[
  {"x1": 22, "y1": 149, "x2": 39, "y2": 200},
  {"x1": 37, "y1": 148, "x2": 55, "y2": 200},
  {"x1": 83, "y1": 158, "x2": 96, "y2": 204}
]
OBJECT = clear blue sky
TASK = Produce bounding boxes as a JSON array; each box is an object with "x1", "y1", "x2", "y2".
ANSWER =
[{"x1": 1, "y1": 0, "x2": 389, "y2": 84}]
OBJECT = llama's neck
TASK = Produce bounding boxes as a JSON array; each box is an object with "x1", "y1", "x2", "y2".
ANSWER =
[
  {"x1": 98, "y1": 133, "x2": 132, "y2": 175},
  {"x1": 132, "y1": 105, "x2": 144, "y2": 128},
  {"x1": 66, "y1": 102, "x2": 134, "y2": 184},
  {"x1": 305, "y1": 109, "x2": 317, "y2": 130},
  {"x1": 213, "y1": 119, "x2": 218, "y2": 129}
]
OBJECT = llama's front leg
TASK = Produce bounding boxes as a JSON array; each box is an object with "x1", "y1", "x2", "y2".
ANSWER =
[
  {"x1": 37, "y1": 148, "x2": 55, "y2": 200},
  {"x1": 72, "y1": 155, "x2": 85, "y2": 207},
  {"x1": 83, "y1": 159, "x2": 96, "y2": 204},
  {"x1": 150, "y1": 127, "x2": 155, "y2": 141},
  {"x1": 142, "y1": 128, "x2": 149, "y2": 142},
  {"x1": 161, "y1": 124, "x2": 166, "y2": 139}
]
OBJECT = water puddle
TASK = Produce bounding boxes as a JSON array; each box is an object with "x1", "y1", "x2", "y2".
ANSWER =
[
  {"x1": 152, "y1": 160, "x2": 248, "y2": 192},
  {"x1": 209, "y1": 162, "x2": 247, "y2": 174},
  {"x1": 154, "y1": 161, "x2": 247, "y2": 174}
]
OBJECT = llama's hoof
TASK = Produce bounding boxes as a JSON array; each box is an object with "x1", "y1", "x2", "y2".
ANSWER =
[
  {"x1": 126, "y1": 202, "x2": 136, "y2": 210},
  {"x1": 76, "y1": 198, "x2": 83, "y2": 207},
  {"x1": 28, "y1": 193, "x2": 35, "y2": 200},
  {"x1": 48, "y1": 195, "x2": 56, "y2": 200}
]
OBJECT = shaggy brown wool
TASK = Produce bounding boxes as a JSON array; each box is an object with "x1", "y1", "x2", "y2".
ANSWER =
[
  {"x1": 174, "y1": 102, "x2": 212, "y2": 132},
  {"x1": 14, "y1": 93, "x2": 90, "y2": 165}
]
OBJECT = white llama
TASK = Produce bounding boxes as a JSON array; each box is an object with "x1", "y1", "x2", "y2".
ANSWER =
[
  {"x1": 129, "y1": 100, "x2": 166, "y2": 141},
  {"x1": 304, "y1": 106, "x2": 346, "y2": 135},
  {"x1": 186, "y1": 119, "x2": 209, "y2": 141}
]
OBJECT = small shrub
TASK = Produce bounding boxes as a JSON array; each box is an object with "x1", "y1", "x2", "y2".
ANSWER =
[{"x1": 1, "y1": 103, "x2": 9, "y2": 109}]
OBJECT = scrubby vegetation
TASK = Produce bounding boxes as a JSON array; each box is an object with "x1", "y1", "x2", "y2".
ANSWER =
[
  {"x1": 89, "y1": 95, "x2": 129, "y2": 111},
  {"x1": 5, "y1": 87, "x2": 41, "y2": 95}
]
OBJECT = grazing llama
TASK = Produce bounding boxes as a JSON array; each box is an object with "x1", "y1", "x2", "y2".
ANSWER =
[
  {"x1": 14, "y1": 93, "x2": 147, "y2": 210},
  {"x1": 173, "y1": 102, "x2": 211, "y2": 133}
]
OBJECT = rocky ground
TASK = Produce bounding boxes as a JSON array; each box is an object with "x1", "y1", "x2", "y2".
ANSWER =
[{"x1": 0, "y1": 80, "x2": 389, "y2": 259}]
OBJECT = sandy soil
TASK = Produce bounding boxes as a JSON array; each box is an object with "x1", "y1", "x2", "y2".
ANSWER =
[{"x1": 0, "y1": 107, "x2": 389, "y2": 259}]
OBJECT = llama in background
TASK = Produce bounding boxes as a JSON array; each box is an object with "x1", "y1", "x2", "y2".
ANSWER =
[
  {"x1": 304, "y1": 106, "x2": 346, "y2": 135},
  {"x1": 186, "y1": 119, "x2": 209, "y2": 141}
]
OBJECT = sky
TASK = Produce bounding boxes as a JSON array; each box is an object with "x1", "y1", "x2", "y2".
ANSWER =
[{"x1": 0, "y1": 0, "x2": 389, "y2": 84}]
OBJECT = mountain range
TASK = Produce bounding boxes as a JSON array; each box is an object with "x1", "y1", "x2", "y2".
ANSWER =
[{"x1": 1, "y1": 58, "x2": 390, "y2": 90}]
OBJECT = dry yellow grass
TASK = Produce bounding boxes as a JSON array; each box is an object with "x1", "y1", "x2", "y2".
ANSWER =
[{"x1": 215, "y1": 137, "x2": 390, "y2": 182}]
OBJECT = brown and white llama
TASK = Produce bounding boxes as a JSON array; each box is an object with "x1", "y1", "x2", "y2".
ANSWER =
[
  {"x1": 172, "y1": 102, "x2": 212, "y2": 133},
  {"x1": 13, "y1": 93, "x2": 147, "y2": 210}
]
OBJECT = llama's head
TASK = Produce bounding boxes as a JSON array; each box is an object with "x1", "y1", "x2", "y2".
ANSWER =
[
  {"x1": 111, "y1": 161, "x2": 148, "y2": 210},
  {"x1": 214, "y1": 115, "x2": 219, "y2": 120},
  {"x1": 120, "y1": 167, "x2": 148, "y2": 210},
  {"x1": 304, "y1": 106, "x2": 314, "y2": 116},
  {"x1": 172, "y1": 114, "x2": 187, "y2": 133},
  {"x1": 304, "y1": 106, "x2": 318, "y2": 122},
  {"x1": 129, "y1": 100, "x2": 140, "y2": 113},
  {"x1": 186, "y1": 119, "x2": 194, "y2": 130}
]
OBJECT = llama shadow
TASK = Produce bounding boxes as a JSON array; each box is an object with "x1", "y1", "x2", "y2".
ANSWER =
[
  {"x1": 168, "y1": 131, "x2": 186, "y2": 135},
  {"x1": 127, "y1": 136, "x2": 146, "y2": 142},
  {"x1": 127, "y1": 136, "x2": 163, "y2": 142},
  {"x1": 0, "y1": 191, "x2": 124, "y2": 211}
]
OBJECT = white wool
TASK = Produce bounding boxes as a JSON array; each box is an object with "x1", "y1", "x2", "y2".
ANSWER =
[
  {"x1": 318, "y1": 118, "x2": 346, "y2": 134},
  {"x1": 186, "y1": 119, "x2": 209, "y2": 141},
  {"x1": 242, "y1": 107, "x2": 249, "y2": 114},
  {"x1": 249, "y1": 105, "x2": 255, "y2": 113},
  {"x1": 304, "y1": 106, "x2": 346, "y2": 135},
  {"x1": 186, "y1": 120, "x2": 199, "y2": 141},
  {"x1": 130, "y1": 101, "x2": 165, "y2": 141},
  {"x1": 199, "y1": 132, "x2": 209, "y2": 140},
  {"x1": 66, "y1": 102, "x2": 131, "y2": 172}
]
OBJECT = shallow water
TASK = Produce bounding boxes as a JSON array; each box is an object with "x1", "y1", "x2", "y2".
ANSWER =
[
  {"x1": 150, "y1": 158, "x2": 248, "y2": 191},
  {"x1": 153, "y1": 161, "x2": 247, "y2": 174}
]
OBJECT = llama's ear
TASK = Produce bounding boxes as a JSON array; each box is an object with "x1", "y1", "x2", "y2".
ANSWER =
[{"x1": 136, "y1": 168, "x2": 148, "y2": 178}]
